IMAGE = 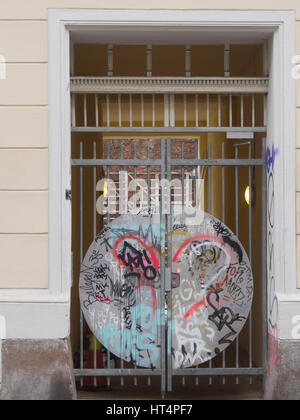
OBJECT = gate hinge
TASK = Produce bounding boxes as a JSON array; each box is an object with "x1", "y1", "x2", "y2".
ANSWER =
[{"x1": 65, "y1": 189, "x2": 72, "y2": 201}]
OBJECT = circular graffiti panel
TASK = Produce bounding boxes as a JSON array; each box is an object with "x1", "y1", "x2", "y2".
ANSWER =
[
  {"x1": 79, "y1": 214, "x2": 163, "y2": 368},
  {"x1": 170, "y1": 211, "x2": 254, "y2": 369},
  {"x1": 79, "y1": 211, "x2": 254, "y2": 370}
]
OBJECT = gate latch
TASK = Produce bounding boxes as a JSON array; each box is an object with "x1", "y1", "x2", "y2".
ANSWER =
[
  {"x1": 65, "y1": 189, "x2": 72, "y2": 201},
  {"x1": 165, "y1": 268, "x2": 180, "y2": 292}
]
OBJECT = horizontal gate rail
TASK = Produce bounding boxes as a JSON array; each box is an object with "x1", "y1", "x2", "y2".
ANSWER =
[
  {"x1": 74, "y1": 369, "x2": 163, "y2": 377},
  {"x1": 171, "y1": 368, "x2": 266, "y2": 376},
  {"x1": 71, "y1": 158, "x2": 264, "y2": 167},
  {"x1": 74, "y1": 368, "x2": 265, "y2": 377},
  {"x1": 71, "y1": 127, "x2": 266, "y2": 133}
]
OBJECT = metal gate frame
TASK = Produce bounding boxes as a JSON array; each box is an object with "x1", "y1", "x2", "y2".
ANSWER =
[
  {"x1": 72, "y1": 135, "x2": 267, "y2": 397},
  {"x1": 164, "y1": 137, "x2": 267, "y2": 392}
]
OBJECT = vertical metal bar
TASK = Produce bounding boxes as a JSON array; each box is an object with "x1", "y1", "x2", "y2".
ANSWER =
[
  {"x1": 181, "y1": 142, "x2": 185, "y2": 207},
  {"x1": 141, "y1": 94, "x2": 144, "y2": 127},
  {"x1": 120, "y1": 140, "x2": 124, "y2": 388},
  {"x1": 133, "y1": 142, "x2": 137, "y2": 214},
  {"x1": 229, "y1": 95, "x2": 233, "y2": 127},
  {"x1": 208, "y1": 142, "x2": 212, "y2": 213},
  {"x1": 195, "y1": 94, "x2": 199, "y2": 128},
  {"x1": 106, "y1": 94, "x2": 110, "y2": 127},
  {"x1": 152, "y1": 94, "x2": 156, "y2": 127},
  {"x1": 118, "y1": 94, "x2": 122, "y2": 128},
  {"x1": 167, "y1": 138, "x2": 172, "y2": 393},
  {"x1": 108, "y1": 43, "x2": 113, "y2": 77},
  {"x1": 71, "y1": 94, "x2": 76, "y2": 128},
  {"x1": 83, "y1": 94, "x2": 87, "y2": 127},
  {"x1": 261, "y1": 137, "x2": 268, "y2": 386},
  {"x1": 129, "y1": 94, "x2": 133, "y2": 128},
  {"x1": 185, "y1": 44, "x2": 191, "y2": 77},
  {"x1": 248, "y1": 142, "x2": 253, "y2": 385},
  {"x1": 222, "y1": 142, "x2": 226, "y2": 385},
  {"x1": 95, "y1": 94, "x2": 99, "y2": 127},
  {"x1": 160, "y1": 138, "x2": 166, "y2": 398},
  {"x1": 252, "y1": 94, "x2": 255, "y2": 128},
  {"x1": 195, "y1": 139, "x2": 199, "y2": 387},
  {"x1": 147, "y1": 44, "x2": 152, "y2": 77},
  {"x1": 195, "y1": 139, "x2": 199, "y2": 209},
  {"x1": 264, "y1": 94, "x2": 268, "y2": 127},
  {"x1": 235, "y1": 144, "x2": 239, "y2": 385},
  {"x1": 181, "y1": 141, "x2": 185, "y2": 387},
  {"x1": 170, "y1": 94, "x2": 175, "y2": 128},
  {"x1": 208, "y1": 142, "x2": 212, "y2": 385},
  {"x1": 241, "y1": 95, "x2": 244, "y2": 127},
  {"x1": 147, "y1": 142, "x2": 151, "y2": 211},
  {"x1": 183, "y1": 94, "x2": 187, "y2": 128},
  {"x1": 164, "y1": 94, "x2": 169, "y2": 127},
  {"x1": 79, "y1": 141, "x2": 84, "y2": 388},
  {"x1": 133, "y1": 141, "x2": 138, "y2": 387},
  {"x1": 93, "y1": 141, "x2": 97, "y2": 387},
  {"x1": 207, "y1": 94, "x2": 210, "y2": 127},
  {"x1": 224, "y1": 43, "x2": 230, "y2": 77},
  {"x1": 106, "y1": 141, "x2": 111, "y2": 387},
  {"x1": 218, "y1": 95, "x2": 221, "y2": 127}
]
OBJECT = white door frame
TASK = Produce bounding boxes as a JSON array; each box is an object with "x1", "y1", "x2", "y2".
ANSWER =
[{"x1": 45, "y1": 9, "x2": 296, "y2": 340}]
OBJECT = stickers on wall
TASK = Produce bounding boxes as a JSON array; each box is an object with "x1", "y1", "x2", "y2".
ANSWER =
[{"x1": 79, "y1": 211, "x2": 253, "y2": 369}]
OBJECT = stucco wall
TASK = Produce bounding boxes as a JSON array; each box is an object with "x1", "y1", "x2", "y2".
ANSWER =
[{"x1": 0, "y1": 1, "x2": 299, "y2": 291}]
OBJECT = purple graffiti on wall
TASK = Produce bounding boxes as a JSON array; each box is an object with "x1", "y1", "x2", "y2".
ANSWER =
[{"x1": 266, "y1": 145, "x2": 279, "y2": 174}]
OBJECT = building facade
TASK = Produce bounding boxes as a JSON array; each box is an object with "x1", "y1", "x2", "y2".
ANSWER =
[{"x1": 0, "y1": 1, "x2": 300, "y2": 400}]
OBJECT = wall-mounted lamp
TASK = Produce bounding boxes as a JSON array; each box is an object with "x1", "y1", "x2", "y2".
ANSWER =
[
  {"x1": 244, "y1": 185, "x2": 256, "y2": 207},
  {"x1": 245, "y1": 186, "x2": 250, "y2": 205}
]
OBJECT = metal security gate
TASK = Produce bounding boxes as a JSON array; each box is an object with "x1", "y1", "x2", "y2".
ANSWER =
[
  {"x1": 71, "y1": 136, "x2": 267, "y2": 398},
  {"x1": 69, "y1": 61, "x2": 269, "y2": 396}
]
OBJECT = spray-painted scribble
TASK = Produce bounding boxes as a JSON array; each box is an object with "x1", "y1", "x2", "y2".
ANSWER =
[
  {"x1": 266, "y1": 145, "x2": 278, "y2": 175},
  {"x1": 80, "y1": 210, "x2": 254, "y2": 370},
  {"x1": 266, "y1": 145, "x2": 278, "y2": 365},
  {"x1": 170, "y1": 211, "x2": 253, "y2": 369}
]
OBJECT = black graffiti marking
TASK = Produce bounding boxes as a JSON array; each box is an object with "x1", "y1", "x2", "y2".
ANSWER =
[
  {"x1": 268, "y1": 275, "x2": 278, "y2": 331},
  {"x1": 110, "y1": 279, "x2": 136, "y2": 305},
  {"x1": 95, "y1": 226, "x2": 111, "y2": 242},
  {"x1": 98, "y1": 237, "x2": 113, "y2": 252},
  {"x1": 94, "y1": 281, "x2": 110, "y2": 298},
  {"x1": 224, "y1": 280, "x2": 246, "y2": 304},
  {"x1": 118, "y1": 241, "x2": 157, "y2": 282},
  {"x1": 267, "y1": 164, "x2": 278, "y2": 334},
  {"x1": 122, "y1": 305, "x2": 133, "y2": 330},
  {"x1": 93, "y1": 263, "x2": 110, "y2": 281},
  {"x1": 268, "y1": 172, "x2": 274, "y2": 229},
  {"x1": 211, "y1": 220, "x2": 231, "y2": 237},
  {"x1": 268, "y1": 230, "x2": 275, "y2": 274},
  {"x1": 222, "y1": 235, "x2": 243, "y2": 264},
  {"x1": 207, "y1": 291, "x2": 246, "y2": 345},
  {"x1": 173, "y1": 224, "x2": 188, "y2": 231},
  {"x1": 88, "y1": 250, "x2": 104, "y2": 265}
]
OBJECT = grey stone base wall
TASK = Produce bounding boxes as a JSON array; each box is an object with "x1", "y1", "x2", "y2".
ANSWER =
[
  {"x1": 265, "y1": 336, "x2": 300, "y2": 400},
  {"x1": 0, "y1": 339, "x2": 77, "y2": 400}
]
